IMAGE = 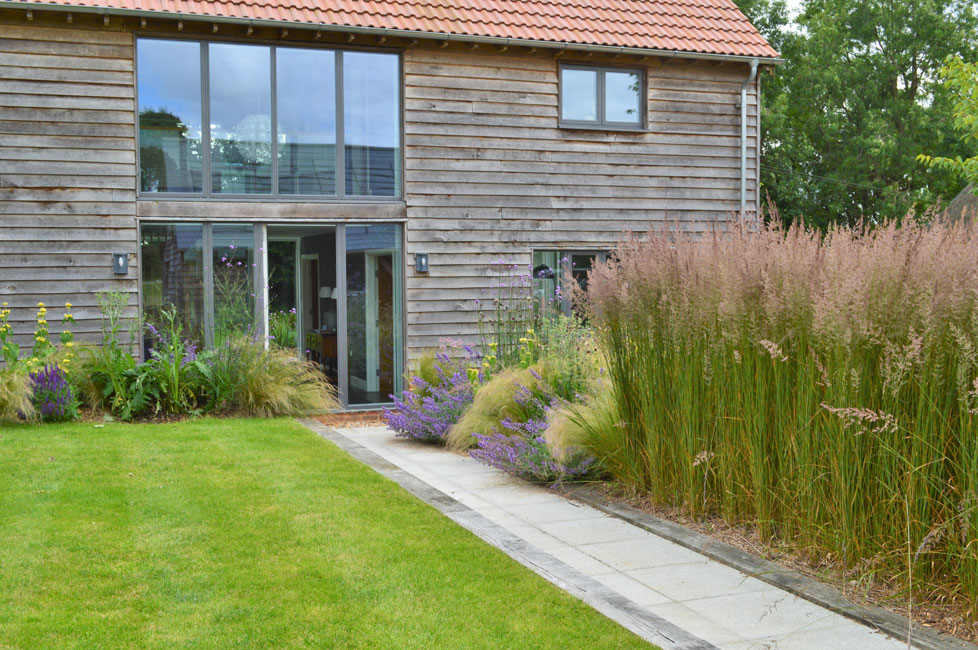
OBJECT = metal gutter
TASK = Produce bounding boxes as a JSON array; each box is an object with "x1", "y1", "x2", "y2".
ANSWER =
[
  {"x1": 0, "y1": 2, "x2": 784, "y2": 65},
  {"x1": 739, "y1": 58, "x2": 760, "y2": 218}
]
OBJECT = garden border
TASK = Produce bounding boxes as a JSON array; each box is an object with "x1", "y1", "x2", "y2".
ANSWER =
[
  {"x1": 300, "y1": 419, "x2": 718, "y2": 650},
  {"x1": 552, "y1": 484, "x2": 978, "y2": 650}
]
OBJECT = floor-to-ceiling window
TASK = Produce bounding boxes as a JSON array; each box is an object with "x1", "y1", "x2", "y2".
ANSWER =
[
  {"x1": 344, "y1": 224, "x2": 402, "y2": 405},
  {"x1": 140, "y1": 221, "x2": 402, "y2": 407}
]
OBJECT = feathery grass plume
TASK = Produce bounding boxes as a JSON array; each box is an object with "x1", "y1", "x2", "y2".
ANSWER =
[
  {"x1": 581, "y1": 217, "x2": 978, "y2": 608},
  {"x1": 207, "y1": 336, "x2": 338, "y2": 416},
  {"x1": 0, "y1": 370, "x2": 32, "y2": 423},
  {"x1": 446, "y1": 367, "x2": 545, "y2": 450}
]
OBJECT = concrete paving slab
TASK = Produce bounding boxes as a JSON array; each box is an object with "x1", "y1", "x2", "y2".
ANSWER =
[{"x1": 316, "y1": 422, "x2": 916, "y2": 650}]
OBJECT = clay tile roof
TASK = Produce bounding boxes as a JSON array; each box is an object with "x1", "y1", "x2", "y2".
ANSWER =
[{"x1": 13, "y1": 0, "x2": 779, "y2": 58}]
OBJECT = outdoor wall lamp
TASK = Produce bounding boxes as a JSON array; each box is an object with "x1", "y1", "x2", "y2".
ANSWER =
[
  {"x1": 112, "y1": 253, "x2": 129, "y2": 275},
  {"x1": 415, "y1": 253, "x2": 429, "y2": 273}
]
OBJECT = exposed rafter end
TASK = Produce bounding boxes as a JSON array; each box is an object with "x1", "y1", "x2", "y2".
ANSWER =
[{"x1": 281, "y1": 27, "x2": 288, "y2": 37}]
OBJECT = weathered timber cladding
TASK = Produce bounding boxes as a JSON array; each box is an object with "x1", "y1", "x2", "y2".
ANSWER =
[
  {"x1": 401, "y1": 47, "x2": 759, "y2": 354},
  {"x1": 0, "y1": 22, "x2": 138, "y2": 348},
  {"x1": 0, "y1": 16, "x2": 761, "y2": 365}
]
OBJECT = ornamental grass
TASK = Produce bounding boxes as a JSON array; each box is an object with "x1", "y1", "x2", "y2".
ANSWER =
[{"x1": 577, "y1": 217, "x2": 978, "y2": 610}]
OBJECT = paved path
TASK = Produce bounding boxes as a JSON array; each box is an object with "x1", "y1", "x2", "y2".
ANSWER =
[{"x1": 326, "y1": 424, "x2": 909, "y2": 650}]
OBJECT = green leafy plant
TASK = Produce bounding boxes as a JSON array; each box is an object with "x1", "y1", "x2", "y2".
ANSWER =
[{"x1": 918, "y1": 56, "x2": 978, "y2": 190}]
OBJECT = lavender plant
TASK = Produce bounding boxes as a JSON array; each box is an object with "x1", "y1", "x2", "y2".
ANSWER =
[
  {"x1": 470, "y1": 430, "x2": 594, "y2": 483},
  {"x1": 384, "y1": 350, "x2": 479, "y2": 443},
  {"x1": 29, "y1": 364, "x2": 78, "y2": 422}
]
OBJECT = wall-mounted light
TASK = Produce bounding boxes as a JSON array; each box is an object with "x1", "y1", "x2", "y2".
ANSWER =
[
  {"x1": 112, "y1": 253, "x2": 129, "y2": 275},
  {"x1": 415, "y1": 253, "x2": 429, "y2": 273}
]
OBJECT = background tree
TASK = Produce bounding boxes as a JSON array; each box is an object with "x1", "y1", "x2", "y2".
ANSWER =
[
  {"x1": 918, "y1": 56, "x2": 978, "y2": 191},
  {"x1": 735, "y1": 0, "x2": 978, "y2": 227}
]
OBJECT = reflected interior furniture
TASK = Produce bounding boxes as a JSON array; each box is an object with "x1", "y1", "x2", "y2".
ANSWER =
[{"x1": 305, "y1": 329, "x2": 337, "y2": 375}]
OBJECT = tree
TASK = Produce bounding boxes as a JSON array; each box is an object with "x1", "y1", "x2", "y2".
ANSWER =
[
  {"x1": 917, "y1": 56, "x2": 978, "y2": 191},
  {"x1": 736, "y1": 0, "x2": 978, "y2": 228}
]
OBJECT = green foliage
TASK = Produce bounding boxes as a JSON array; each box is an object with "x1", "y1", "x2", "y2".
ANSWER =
[
  {"x1": 269, "y1": 309, "x2": 297, "y2": 349},
  {"x1": 476, "y1": 260, "x2": 536, "y2": 368},
  {"x1": 446, "y1": 367, "x2": 545, "y2": 450},
  {"x1": 536, "y1": 315, "x2": 600, "y2": 402},
  {"x1": 77, "y1": 293, "x2": 148, "y2": 420},
  {"x1": 203, "y1": 336, "x2": 338, "y2": 417},
  {"x1": 584, "y1": 220, "x2": 978, "y2": 607},
  {"x1": 918, "y1": 56, "x2": 978, "y2": 189},
  {"x1": 740, "y1": 0, "x2": 977, "y2": 226},
  {"x1": 0, "y1": 369, "x2": 32, "y2": 423}
]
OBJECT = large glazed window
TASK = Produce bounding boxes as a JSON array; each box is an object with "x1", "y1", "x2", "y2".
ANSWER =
[
  {"x1": 136, "y1": 38, "x2": 401, "y2": 199},
  {"x1": 559, "y1": 64, "x2": 644, "y2": 130},
  {"x1": 210, "y1": 44, "x2": 272, "y2": 194},
  {"x1": 277, "y1": 48, "x2": 337, "y2": 195},
  {"x1": 140, "y1": 223, "x2": 206, "y2": 346},
  {"x1": 137, "y1": 40, "x2": 204, "y2": 193},
  {"x1": 344, "y1": 52, "x2": 401, "y2": 197}
]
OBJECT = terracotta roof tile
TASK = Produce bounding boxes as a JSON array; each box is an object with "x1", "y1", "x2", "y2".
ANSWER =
[{"x1": 15, "y1": 0, "x2": 779, "y2": 58}]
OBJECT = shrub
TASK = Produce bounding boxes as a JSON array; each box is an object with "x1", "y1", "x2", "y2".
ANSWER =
[
  {"x1": 29, "y1": 364, "x2": 78, "y2": 422},
  {"x1": 385, "y1": 351, "x2": 475, "y2": 443},
  {"x1": 582, "y1": 218, "x2": 978, "y2": 607},
  {"x1": 470, "y1": 430, "x2": 594, "y2": 483},
  {"x1": 447, "y1": 367, "x2": 545, "y2": 450},
  {"x1": 203, "y1": 335, "x2": 338, "y2": 416},
  {"x1": 536, "y1": 315, "x2": 601, "y2": 402},
  {"x1": 466, "y1": 373, "x2": 595, "y2": 482},
  {"x1": 0, "y1": 370, "x2": 32, "y2": 423}
]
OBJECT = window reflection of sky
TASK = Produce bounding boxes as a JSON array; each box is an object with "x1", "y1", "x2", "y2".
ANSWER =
[
  {"x1": 606, "y1": 71, "x2": 640, "y2": 122},
  {"x1": 137, "y1": 39, "x2": 202, "y2": 135},
  {"x1": 344, "y1": 51, "x2": 399, "y2": 148},
  {"x1": 561, "y1": 68, "x2": 597, "y2": 121},
  {"x1": 209, "y1": 43, "x2": 271, "y2": 144},
  {"x1": 277, "y1": 48, "x2": 336, "y2": 145}
]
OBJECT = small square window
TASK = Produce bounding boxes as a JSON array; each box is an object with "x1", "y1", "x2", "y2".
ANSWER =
[{"x1": 559, "y1": 64, "x2": 645, "y2": 130}]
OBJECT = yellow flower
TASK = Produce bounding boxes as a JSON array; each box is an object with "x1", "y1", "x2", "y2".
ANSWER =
[
  {"x1": 37, "y1": 302, "x2": 44, "y2": 307},
  {"x1": 1, "y1": 302, "x2": 6, "y2": 307},
  {"x1": 65, "y1": 302, "x2": 72, "y2": 309},
  {"x1": 526, "y1": 328, "x2": 535, "y2": 335},
  {"x1": 65, "y1": 341, "x2": 75, "y2": 348},
  {"x1": 37, "y1": 319, "x2": 47, "y2": 326}
]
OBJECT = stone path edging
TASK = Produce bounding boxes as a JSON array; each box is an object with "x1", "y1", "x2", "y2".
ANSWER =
[
  {"x1": 301, "y1": 419, "x2": 718, "y2": 650},
  {"x1": 552, "y1": 485, "x2": 976, "y2": 650}
]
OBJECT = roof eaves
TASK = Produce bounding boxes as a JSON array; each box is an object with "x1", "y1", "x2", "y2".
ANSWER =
[{"x1": 0, "y1": 0, "x2": 783, "y2": 62}]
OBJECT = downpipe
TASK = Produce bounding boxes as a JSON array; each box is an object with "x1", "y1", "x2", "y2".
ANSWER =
[{"x1": 739, "y1": 58, "x2": 759, "y2": 219}]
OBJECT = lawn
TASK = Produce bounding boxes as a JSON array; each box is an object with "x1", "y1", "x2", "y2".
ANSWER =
[{"x1": 0, "y1": 418, "x2": 650, "y2": 649}]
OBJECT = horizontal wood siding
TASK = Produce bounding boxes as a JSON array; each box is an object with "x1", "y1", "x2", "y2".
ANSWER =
[
  {"x1": 0, "y1": 18, "x2": 762, "y2": 369},
  {"x1": 403, "y1": 47, "x2": 760, "y2": 355},
  {"x1": 0, "y1": 23, "x2": 138, "y2": 349}
]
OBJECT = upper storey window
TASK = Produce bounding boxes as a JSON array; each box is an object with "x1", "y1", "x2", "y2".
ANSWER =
[
  {"x1": 558, "y1": 64, "x2": 645, "y2": 130},
  {"x1": 136, "y1": 38, "x2": 401, "y2": 199}
]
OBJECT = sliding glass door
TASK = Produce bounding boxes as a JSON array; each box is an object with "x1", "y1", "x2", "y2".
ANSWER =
[
  {"x1": 141, "y1": 221, "x2": 402, "y2": 407},
  {"x1": 343, "y1": 224, "x2": 402, "y2": 406}
]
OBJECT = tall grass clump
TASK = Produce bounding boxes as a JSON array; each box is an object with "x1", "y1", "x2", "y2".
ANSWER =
[{"x1": 581, "y1": 218, "x2": 978, "y2": 610}]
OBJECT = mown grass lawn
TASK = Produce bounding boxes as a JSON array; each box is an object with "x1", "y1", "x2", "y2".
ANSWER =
[{"x1": 0, "y1": 418, "x2": 651, "y2": 649}]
